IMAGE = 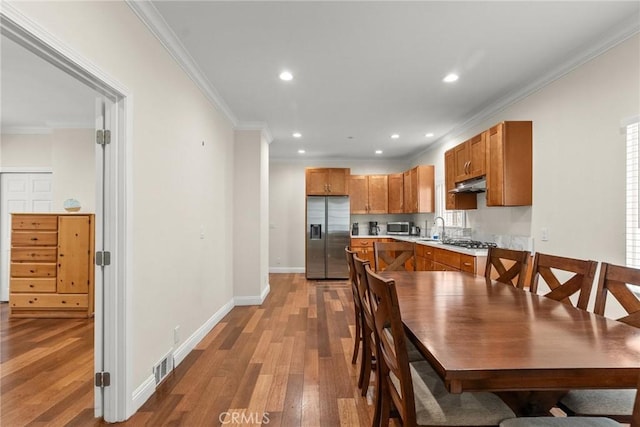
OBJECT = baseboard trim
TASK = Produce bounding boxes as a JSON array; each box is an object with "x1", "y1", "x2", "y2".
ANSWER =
[
  {"x1": 269, "y1": 267, "x2": 305, "y2": 274},
  {"x1": 234, "y1": 283, "x2": 271, "y2": 306},
  {"x1": 131, "y1": 375, "x2": 155, "y2": 416}
]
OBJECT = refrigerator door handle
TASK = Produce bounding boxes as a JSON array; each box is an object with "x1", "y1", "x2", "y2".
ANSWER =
[{"x1": 310, "y1": 224, "x2": 322, "y2": 240}]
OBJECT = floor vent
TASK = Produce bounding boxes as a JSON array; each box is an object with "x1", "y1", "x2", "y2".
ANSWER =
[{"x1": 153, "y1": 351, "x2": 174, "y2": 385}]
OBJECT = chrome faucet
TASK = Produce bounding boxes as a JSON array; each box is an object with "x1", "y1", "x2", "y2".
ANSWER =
[{"x1": 434, "y1": 216, "x2": 445, "y2": 241}]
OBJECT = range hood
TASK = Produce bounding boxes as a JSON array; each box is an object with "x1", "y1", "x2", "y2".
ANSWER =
[{"x1": 449, "y1": 177, "x2": 487, "y2": 193}]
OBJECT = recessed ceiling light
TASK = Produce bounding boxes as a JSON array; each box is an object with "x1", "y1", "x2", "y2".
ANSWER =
[
  {"x1": 279, "y1": 70, "x2": 293, "y2": 81},
  {"x1": 391, "y1": 134, "x2": 400, "y2": 139},
  {"x1": 293, "y1": 132, "x2": 302, "y2": 138},
  {"x1": 298, "y1": 149, "x2": 305, "y2": 154},
  {"x1": 425, "y1": 133, "x2": 434, "y2": 137},
  {"x1": 443, "y1": 73, "x2": 459, "y2": 83},
  {"x1": 375, "y1": 150, "x2": 383, "y2": 155}
]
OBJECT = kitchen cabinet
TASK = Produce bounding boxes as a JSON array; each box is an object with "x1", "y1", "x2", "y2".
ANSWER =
[
  {"x1": 445, "y1": 149, "x2": 477, "y2": 210},
  {"x1": 486, "y1": 121, "x2": 532, "y2": 206},
  {"x1": 349, "y1": 175, "x2": 388, "y2": 214},
  {"x1": 388, "y1": 173, "x2": 404, "y2": 214},
  {"x1": 454, "y1": 131, "x2": 486, "y2": 183},
  {"x1": 350, "y1": 238, "x2": 391, "y2": 267},
  {"x1": 403, "y1": 165, "x2": 435, "y2": 213},
  {"x1": 305, "y1": 168, "x2": 350, "y2": 195},
  {"x1": 9, "y1": 213, "x2": 95, "y2": 318},
  {"x1": 415, "y1": 243, "x2": 485, "y2": 275}
]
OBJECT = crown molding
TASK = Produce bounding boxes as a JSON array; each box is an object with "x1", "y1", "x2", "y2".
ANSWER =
[
  {"x1": 236, "y1": 121, "x2": 274, "y2": 144},
  {"x1": 126, "y1": 0, "x2": 239, "y2": 127},
  {"x1": 413, "y1": 15, "x2": 640, "y2": 160}
]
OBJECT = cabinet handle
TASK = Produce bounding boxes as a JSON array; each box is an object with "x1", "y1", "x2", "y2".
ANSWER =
[
  {"x1": 463, "y1": 262, "x2": 471, "y2": 266},
  {"x1": 30, "y1": 237, "x2": 38, "y2": 241}
]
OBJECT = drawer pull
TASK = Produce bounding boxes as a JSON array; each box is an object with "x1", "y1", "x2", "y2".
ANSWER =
[
  {"x1": 463, "y1": 262, "x2": 471, "y2": 266},
  {"x1": 29, "y1": 284, "x2": 34, "y2": 288},
  {"x1": 29, "y1": 270, "x2": 35, "y2": 273},
  {"x1": 30, "y1": 237, "x2": 39, "y2": 241}
]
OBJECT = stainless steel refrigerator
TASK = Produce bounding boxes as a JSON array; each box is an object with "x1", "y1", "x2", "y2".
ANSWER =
[{"x1": 306, "y1": 195, "x2": 350, "y2": 279}]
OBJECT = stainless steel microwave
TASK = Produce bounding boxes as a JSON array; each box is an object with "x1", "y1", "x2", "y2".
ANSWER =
[{"x1": 387, "y1": 222, "x2": 410, "y2": 235}]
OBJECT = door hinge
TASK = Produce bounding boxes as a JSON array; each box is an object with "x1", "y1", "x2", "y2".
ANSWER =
[
  {"x1": 96, "y1": 251, "x2": 111, "y2": 266},
  {"x1": 95, "y1": 371, "x2": 111, "y2": 387},
  {"x1": 96, "y1": 129, "x2": 111, "y2": 145}
]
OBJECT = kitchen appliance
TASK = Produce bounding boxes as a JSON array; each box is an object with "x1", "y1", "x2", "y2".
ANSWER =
[
  {"x1": 352, "y1": 222, "x2": 359, "y2": 236},
  {"x1": 387, "y1": 221, "x2": 410, "y2": 235},
  {"x1": 368, "y1": 221, "x2": 380, "y2": 236},
  {"x1": 306, "y1": 196, "x2": 350, "y2": 279},
  {"x1": 410, "y1": 225, "x2": 420, "y2": 236},
  {"x1": 442, "y1": 239, "x2": 498, "y2": 249},
  {"x1": 448, "y1": 177, "x2": 487, "y2": 193}
]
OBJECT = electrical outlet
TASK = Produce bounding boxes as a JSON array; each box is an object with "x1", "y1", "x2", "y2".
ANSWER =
[
  {"x1": 200, "y1": 225, "x2": 205, "y2": 239},
  {"x1": 174, "y1": 326, "x2": 180, "y2": 344}
]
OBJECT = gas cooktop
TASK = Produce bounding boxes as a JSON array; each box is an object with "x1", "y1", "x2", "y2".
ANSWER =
[{"x1": 442, "y1": 239, "x2": 498, "y2": 250}]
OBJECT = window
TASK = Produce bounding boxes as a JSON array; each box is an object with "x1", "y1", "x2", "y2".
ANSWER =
[
  {"x1": 435, "y1": 183, "x2": 466, "y2": 228},
  {"x1": 626, "y1": 121, "x2": 640, "y2": 268}
]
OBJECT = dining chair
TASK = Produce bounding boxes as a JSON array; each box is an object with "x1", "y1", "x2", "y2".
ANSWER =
[
  {"x1": 528, "y1": 252, "x2": 597, "y2": 310},
  {"x1": 557, "y1": 262, "x2": 640, "y2": 422},
  {"x1": 485, "y1": 247, "x2": 531, "y2": 289},
  {"x1": 345, "y1": 247, "x2": 362, "y2": 366},
  {"x1": 500, "y1": 372, "x2": 640, "y2": 427},
  {"x1": 352, "y1": 255, "x2": 378, "y2": 400},
  {"x1": 373, "y1": 241, "x2": 416, "y2": 272},
  {"x1": 364, "y1": 264, "x2": 516, "y2": 427}
]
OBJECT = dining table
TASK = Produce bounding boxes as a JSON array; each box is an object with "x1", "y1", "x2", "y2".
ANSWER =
[{"x1": 379, "y1": 270, "x2": 640, "y2": 416}]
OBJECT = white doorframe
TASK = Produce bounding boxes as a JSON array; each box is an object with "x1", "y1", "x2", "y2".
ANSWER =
[{"x1": 0, "y1": 5, "x2": 132, "y2": 422}]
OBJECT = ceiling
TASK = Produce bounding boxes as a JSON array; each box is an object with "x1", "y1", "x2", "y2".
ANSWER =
[
  {"x1": 2, "y1": 2, "x2": 638, "y2": 159},
  {"x1": 1, "y1": 34, "x2": 97, "y2": 133}
]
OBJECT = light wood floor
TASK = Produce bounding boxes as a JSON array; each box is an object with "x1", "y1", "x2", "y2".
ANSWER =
[{"x1": 1, "y1": 274, "x2": 377, "y2": 426}]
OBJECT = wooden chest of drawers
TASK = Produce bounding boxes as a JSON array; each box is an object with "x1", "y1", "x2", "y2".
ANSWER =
[{"x1": 9, "y1": 213, "x2": 95, "y2": 318}]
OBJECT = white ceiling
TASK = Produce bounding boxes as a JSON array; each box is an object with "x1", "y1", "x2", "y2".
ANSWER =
[
  {"x1": 2, "y1": 2, "x2": 638, "y2": 159},
  {"x1": 1, "y1": 34, "x2": 97, "y2": 133}
]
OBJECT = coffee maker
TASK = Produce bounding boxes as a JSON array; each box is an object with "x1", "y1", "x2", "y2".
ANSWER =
[{"x1": 368, "y1": 221, "x2": 379, "y2": 236}]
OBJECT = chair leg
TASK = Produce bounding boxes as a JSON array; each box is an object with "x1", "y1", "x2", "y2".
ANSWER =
[
  {"x1": 372, "y1": 348, "x2": 382, "y2": 427},
  {"x1": 360, "y1": 332, "x2": 372, "y2": 396},
  {"x1": 351, "y1": 310, "x2": 361, "y2": 364},
  {"x1": 376, "y1": 376, "x2": 390, "y2": 427}
]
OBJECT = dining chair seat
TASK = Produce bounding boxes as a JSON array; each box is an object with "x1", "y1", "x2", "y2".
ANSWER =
[
  {"x1": 560, "y1": 389, "x2": 635, "y2": 418},
  {"x1": 399, "y1": 360, "x2": 516, "y2": 426},
  {"x1": 499, "y1": 417, "x2": 620, "y2": 426}
]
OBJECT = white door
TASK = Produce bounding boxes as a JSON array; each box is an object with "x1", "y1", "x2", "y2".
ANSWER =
[{"x1": 0, "y1": 172, "x2": 53, "y2": 301}]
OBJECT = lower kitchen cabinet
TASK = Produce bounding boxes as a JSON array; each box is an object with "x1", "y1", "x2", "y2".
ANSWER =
[
  {"x1": 9, "y1": 213, "x2": 95, "y2": 318},
  {"x1": 416, "y1": 243, "x2": 485, "y2": 276},
  {"x1": 350, "y1": 238, "x2": 391, "y2": 268}
]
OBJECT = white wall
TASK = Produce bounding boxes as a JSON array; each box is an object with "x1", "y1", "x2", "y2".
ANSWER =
[
  {"x1": 1, "y1": 129, "x2": 96, "y2": 212},
  {"x1": 269, "y1": 158, "x2": 409, "y2": 271},
  {"x1": 7, "y1": 0, "x2": 236, "y2": 413},
  {"x1": 234, "y1": 129, "x2": 270, "y2": 301}
]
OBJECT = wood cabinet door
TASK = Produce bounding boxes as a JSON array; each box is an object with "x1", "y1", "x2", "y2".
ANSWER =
[
  {"x1": 367, "y1": 175, "x2": 388, "y2": 214},
  {"x1": 57, "y1": 216, "x2": 91, "y2": 294},
  {"x1": 454, "y1": 142, "x2": 470, "y2": 182},
  {"x1": 388, "y1": 173, "x2": 404, "y2": 213},
  {"x1": 445, "y1": 149, "x2": 456, "y2": 210},
  {"x1": 327, "y1": 169, "x2": 349, "y2": 195},
  {"x1": 403, "y1": 170, "x2": 413, "y2": 213},
  {"x1": 349, "y1": 175, "x2": 368, "y2": 214},
  {"x1": 410, "y1": 167, "x2": 418, "y2": 212},
  {"x1": 415, "y1": 165, "x2": 434, "y2": 213},
  {"x1": 306, "y1": 168, "x2": 329, "y2": 195},
  {"x1": 468, "y1": 132, "x2": 487, "y2": 179},
  {"x1": 486, "y1": 123, "x2": 505, "y2": 206}
]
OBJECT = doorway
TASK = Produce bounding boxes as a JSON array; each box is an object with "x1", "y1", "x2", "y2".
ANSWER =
[{"x1": 1, "y1": 8, "x2": 129, "y2": 423}]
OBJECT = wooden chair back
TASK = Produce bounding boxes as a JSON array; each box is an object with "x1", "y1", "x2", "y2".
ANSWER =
[
  {"x1": 373, "y1": 241, "x2": 416, "y2": 272},
  {"x1": 345, "y1": 247, "x2": 361, "y2": 313},
  {"x1": 485, "y1": 247, "x2": 531, "y2": 288},
  {"x1": 593, "y1": 262, "x2": 640, "y2": 327},
  {"x1": 365, "y1": 264, "x2": 416, "y2": 426},
  {"x1": 353, "y1": 255, "x2": 376, "y2": 340},
  {"x1": 529, "y1": 253, "x2": 597, "y2": 310}
]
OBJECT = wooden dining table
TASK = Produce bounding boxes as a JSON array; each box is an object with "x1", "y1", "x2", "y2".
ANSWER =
[{"x1": 380, "y1": 270, "x2": 640, "y2": 415}]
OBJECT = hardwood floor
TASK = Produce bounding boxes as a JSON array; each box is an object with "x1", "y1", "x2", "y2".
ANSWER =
[{"x1": 1, "y1": 274, "x2": 376, "y2": 426}]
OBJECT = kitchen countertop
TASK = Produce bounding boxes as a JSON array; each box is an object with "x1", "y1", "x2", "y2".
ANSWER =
[{"x1": 350, "y1": 234, "x2": 489, "y2": 257}]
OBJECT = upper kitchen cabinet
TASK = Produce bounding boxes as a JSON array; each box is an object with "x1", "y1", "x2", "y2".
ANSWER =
[
  {"x1": 454, "y1": 131, "x2": 487, "y2": 182},
  {"x1": 445, "y1": 149, "x2": 477, "y2": 210},
  {"x1": 388, "y1": 173, "x2": 404, "y2": 214},
  {"x1": 486, "y1": 121, "x2": 532, "y2": 206},
  {"x1": 404, "y1": 165, "x2": 435, "y2": 213},
  {"x1": 305, "y1": 168, "x2": 350, "y2": 195},
  {"x1": 350, "y1": 175, "x2": 388, "y2": 214}
]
